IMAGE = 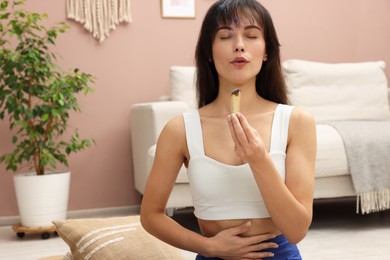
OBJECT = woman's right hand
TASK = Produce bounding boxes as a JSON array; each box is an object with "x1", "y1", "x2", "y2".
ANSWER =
[{"x1": 205, "y1": 221, "x2": 278, "y2": 259}]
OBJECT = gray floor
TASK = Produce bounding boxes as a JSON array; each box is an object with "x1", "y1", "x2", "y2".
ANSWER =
[
  {"x1": 0, "y1": 198, "x2": 389, "y2": 259},
  {"x1": 298, "y1": 198, "x2": 390, "y2": 259}
]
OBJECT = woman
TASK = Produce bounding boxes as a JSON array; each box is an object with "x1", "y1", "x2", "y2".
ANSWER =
[{"x1": 140, "y1": 0, "x2": 317, "y2": 259}]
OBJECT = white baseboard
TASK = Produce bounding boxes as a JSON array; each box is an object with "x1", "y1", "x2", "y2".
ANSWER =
[{"x1": 0, "y1": 205, "x2": 141, "y2": 226}]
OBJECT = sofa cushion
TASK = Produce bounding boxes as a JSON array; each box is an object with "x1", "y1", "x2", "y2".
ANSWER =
[
  {"x1": 170, "y1": 66, "x2": 197, "y2": 110},
  {"x1": 53, "y1": 216, "x2": 183, "y2": 260},
  {"x1": 283, "y1": 60, "x2": 390, "y2": 122},
  {"x1": 315, "y1": 124, "x2": 349, "y2": 178}
]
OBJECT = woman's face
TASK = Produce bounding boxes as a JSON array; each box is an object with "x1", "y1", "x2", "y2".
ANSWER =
[{"x1": 212, "y1": 16, "x2": 266, "y2": 88}]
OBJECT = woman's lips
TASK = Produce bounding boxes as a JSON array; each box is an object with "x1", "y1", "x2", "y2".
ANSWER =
[{"x1": 230, "y1": 56, "x2": 249, "y2": 68}]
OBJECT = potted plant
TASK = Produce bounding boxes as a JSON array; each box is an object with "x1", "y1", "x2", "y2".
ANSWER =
[{"x1": 0, "y1": 0, "x2": 95, "y2": 228}]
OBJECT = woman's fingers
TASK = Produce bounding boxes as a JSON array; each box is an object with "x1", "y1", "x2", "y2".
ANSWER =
[
  {"x1": 227, "y1": 114, "x2": 240, "y2": 145},
  {"x1": 222, "y1": 222, "x2": 278, "y2": 248},
  {"x1": 228, "y1": 113, "x2": 249, "y2": 145},
  {"x1": 242, "y1": 232, "x2": 277, "y2": 246},
  {"x1": 228, "y1": 113, "x2": 259, "y2": 146},
  {"x1": 236, "y1": 113, "x2": 258, "y2": 141},
  {"x1": 226, "y1": 221, "x2": 252, "y2": 236},
  {"x1": 228, "y1": 113, "x2": 266, "y2": 162},
  {"x1": 242, "y1": 249, "x2": 275, "y2": 259},
  {"x1": 240, "y1": 236, "x2": 278, "y2": 260},
  {"x1": 211, "y1": 221, "x2": 279, "y2": 259},
  {"x1": 227, "y1": 114, "x2": 247, "y2": 159}
]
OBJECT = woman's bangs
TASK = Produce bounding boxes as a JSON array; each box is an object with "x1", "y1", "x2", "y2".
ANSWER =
[{"x1": 216, "y1": 5, "x2": 263, "y2": 29}]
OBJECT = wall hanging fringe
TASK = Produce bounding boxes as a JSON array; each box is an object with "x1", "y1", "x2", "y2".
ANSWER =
[{"x1": 66, "y1": 0, "x2": 132, "y2": 43}]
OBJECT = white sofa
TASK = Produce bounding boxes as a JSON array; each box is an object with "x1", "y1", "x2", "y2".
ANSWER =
[{"x1": 131, "y1": 60, "x2": 390, "y2": 212}]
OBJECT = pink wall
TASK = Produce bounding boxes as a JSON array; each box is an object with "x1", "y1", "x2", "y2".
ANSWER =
[{"x1": 1, "y1": 0, "x2": 389, "y2": 217}]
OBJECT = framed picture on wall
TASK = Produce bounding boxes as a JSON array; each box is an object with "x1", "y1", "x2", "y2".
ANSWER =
[{"x1": 161, "y1": 0, "x2": 195, "y2": 19}]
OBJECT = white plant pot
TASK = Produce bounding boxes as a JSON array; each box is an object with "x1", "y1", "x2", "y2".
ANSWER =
[{"x1": 13, "y1": 171, "x2": 71, "y2": 227}]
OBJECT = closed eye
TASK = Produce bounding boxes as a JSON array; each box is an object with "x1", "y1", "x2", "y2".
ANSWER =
[
  {"x1": 220, "y1": 35, "x2": 232, "y2": 40},
  {"x1": 244, "y1": 25, "x2": 262, "y2": 39},
  {"x1": 217, "y1": 29, "x2": 233, "y2": 40}
]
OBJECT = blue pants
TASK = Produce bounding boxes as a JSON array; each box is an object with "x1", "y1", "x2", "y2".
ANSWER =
[{"x1": 195, "y1": 234, "x2": 302, "y2": 260}]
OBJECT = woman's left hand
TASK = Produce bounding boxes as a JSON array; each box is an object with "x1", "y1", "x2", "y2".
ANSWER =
[{"x1": 227, "y1": 113, "x2": 267, "y2": 164}]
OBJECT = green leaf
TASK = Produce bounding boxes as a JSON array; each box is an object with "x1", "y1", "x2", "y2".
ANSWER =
[
  {"x1": 14, "y1": 1, "x2": 25, "y2": 6},
  {"x1": 42, "y1": 113, "x2": 49, "y2": 122},
  {"x1": 0, "y1": 0, "x2": 95, "y2": 174},
  {"x1": 0, "y1": 1, "x2": 8, "y2": 10},
  {"x1": 0, "y1": 13, "x2": 10, "y2": 20}
]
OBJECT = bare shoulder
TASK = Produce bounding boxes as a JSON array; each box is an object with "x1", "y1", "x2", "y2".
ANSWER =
[
  {"x1": 289, "y1": 106, "x2": 316, "y2": 131},
  {"x1": 156, "y1": 114, "x2": 187, "y2": 157},
  {"x1": 158, "y1": 114, "x2": 186, "y2": 142},
  {"x1": 287, "y1": 106, "x2": 317, "y2": 165},
  {"x1": 288, "y1": 106, "x2": 317, "y2": 147}
]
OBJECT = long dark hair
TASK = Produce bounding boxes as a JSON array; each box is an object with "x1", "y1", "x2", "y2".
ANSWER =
[{"x1": 195, "y1": 0, "x2": 288, "y2": 108}]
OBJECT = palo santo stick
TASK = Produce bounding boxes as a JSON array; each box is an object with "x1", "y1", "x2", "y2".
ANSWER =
[{"x1": 231, "y1": 88, "x2": 241, "y2": 114}]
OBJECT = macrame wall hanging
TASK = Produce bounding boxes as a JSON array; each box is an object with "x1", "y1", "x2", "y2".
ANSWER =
[{"x1": 66, "y1": 0, "x2": 132, "y2": 43}]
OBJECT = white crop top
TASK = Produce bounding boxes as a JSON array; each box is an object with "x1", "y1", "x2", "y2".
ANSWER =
[{"x1": 183, "y1": 104, "x2": 294, "y2": 221}]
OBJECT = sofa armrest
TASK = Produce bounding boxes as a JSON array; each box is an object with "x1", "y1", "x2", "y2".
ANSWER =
[
  {"x1": 388, "y1": 88, "x2": 390, "y2": 106},
  {"x1": 131, "y1": 101, "x2": 189, "y2": 194}
]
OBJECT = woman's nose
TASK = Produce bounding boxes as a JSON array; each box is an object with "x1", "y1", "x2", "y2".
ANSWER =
[{"x1": 234, "y1": 36, "x2": 245, "y2": 52}]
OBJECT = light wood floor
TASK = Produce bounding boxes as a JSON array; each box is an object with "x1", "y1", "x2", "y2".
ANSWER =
[{"x1": 0, "y1": 199, "x2": 389, "y2": 260}]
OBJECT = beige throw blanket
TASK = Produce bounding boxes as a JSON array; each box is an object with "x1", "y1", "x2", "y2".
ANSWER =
[{"x1": 326, "y1": 121, "x2": 390, "y2": 214}]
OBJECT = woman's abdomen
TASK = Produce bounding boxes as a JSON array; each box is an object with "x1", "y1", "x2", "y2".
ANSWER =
[{"x1": 198, "y1": 218, "x2": 281, "y2": 237}]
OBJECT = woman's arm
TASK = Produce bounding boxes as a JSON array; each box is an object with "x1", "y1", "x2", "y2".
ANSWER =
[
  {"x1": 228, "y1": 108, "x2": 317, "y2": 244},
  {"x1": 140, "y1": 115, "x2": 207, "y2": 253},
  {"x1": 141, "y1": 115, "x2": 278, "y2": 259}
]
